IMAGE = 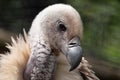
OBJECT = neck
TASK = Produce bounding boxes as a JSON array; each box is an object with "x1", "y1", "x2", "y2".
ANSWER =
[{"x1": 24, "y1": 35, "x2": 56, "y2": 80}]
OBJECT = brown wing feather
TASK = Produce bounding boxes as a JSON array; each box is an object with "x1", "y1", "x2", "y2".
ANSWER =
[{"x1": 79, "y1": 57, "x2": 100, "y2": 80}]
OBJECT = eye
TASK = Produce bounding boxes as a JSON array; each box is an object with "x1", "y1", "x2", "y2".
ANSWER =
[{"x1": 58, "y1": 23, "x2": 67, "y2": 32}]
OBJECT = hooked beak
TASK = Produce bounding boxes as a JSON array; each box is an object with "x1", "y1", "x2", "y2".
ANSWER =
[{"x1": 61, "y1": 36, "x2": 82, "y2": 71}]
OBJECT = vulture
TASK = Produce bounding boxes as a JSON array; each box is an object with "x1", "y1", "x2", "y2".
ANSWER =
[{"x1": 0, "y1": 4, "x2": 100, "y2": 80}]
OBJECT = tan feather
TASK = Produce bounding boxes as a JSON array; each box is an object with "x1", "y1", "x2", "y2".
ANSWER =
[
  {"x1": 0, "y1": 31, "x2": 30, "y2": 80},
  {"x1": 79, "y1": 57, "x2": 100, "y2": 80}
]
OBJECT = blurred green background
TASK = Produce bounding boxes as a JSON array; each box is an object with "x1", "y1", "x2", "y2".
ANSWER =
[{"x1": 0, "y1": 0, "x2": 120, "y2": 80}]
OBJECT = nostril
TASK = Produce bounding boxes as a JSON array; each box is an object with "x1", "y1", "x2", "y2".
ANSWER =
[
  {"x1": 69, "y1": 42, "x2": 81, "y2": 48},
  {"x1": 68, "y1": 36, "x2": 81, "y2": 47},
  {"x1": 69, "y1": 43, "x2": 76, "y2": 45},
  {"x1": 68, "y1": 43, "x2": 78, "y2": 48}
]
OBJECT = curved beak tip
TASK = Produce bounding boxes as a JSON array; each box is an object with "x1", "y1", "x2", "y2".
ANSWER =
[
  {"x1": 68, "y1": 46, "x2": 82, "y2": 71},
  {"x1": 69, "y1": 58, "x2": 82, "y2": 71}
]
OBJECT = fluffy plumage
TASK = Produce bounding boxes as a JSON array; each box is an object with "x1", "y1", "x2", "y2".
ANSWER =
[
  {"x1": 0, "y1": 4, "x2": 99, "y2": 80},
  {"x1": 0, "y1": 32, "x2": 99, "y2": 80},
  {"x1": 0, "y1": 30, "x2": 30, "y2": 80},
  {"x1": 0, "y1": 33, "x2": 99, "y2": 80}
]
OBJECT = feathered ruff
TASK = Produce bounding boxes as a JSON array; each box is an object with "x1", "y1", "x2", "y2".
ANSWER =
[
  {"x1": 0, "y1": 31, "x2": 99, "y2": 80},
  {"x1": 0, "y1": 30, "x2": 30, "y2": 80}
]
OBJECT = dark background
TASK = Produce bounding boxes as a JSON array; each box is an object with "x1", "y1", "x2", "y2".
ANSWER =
[{"x1": 0, "y1": 0, "x2": 120, "y2": 80}]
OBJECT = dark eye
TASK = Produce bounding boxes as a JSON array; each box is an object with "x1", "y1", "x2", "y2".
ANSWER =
[{"x1": 58, "y1": 24, "x2": 67, "y2": 32}]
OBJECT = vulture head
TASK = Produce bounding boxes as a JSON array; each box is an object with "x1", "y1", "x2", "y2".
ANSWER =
[{"x1": 24, "y1": 4, "x2": 83, "y2": 80}]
